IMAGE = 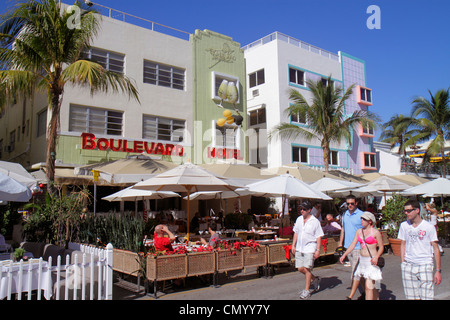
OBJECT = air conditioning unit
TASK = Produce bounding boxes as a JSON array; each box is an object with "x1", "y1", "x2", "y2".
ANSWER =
[{"x1": 252, "y1": 89, "x2": 259, "y2": 97}]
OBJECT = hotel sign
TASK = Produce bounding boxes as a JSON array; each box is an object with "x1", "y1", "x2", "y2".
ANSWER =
[{"x1": 81, "y1": 133, "x2": 184, "y2": 156}]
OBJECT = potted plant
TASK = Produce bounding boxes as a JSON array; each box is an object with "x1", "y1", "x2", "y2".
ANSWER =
[
  {"x1": 381, "y1": 193, "x2": 408, "y2": 256},
  {"x1": 13, "y1": 247, "x2": 28, "y2": 262}
]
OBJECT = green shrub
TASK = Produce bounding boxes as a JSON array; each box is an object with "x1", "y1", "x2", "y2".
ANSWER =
[{"x1": 381, "y1": 193, "x2": 408, "y2": 238}]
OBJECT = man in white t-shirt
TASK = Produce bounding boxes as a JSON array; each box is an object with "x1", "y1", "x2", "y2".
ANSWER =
[
  {"x1": 398, "y1": 199, "x2": 442, "y2": 300},
  {"x1": 291, "y1": 201, "x2": 324, "y2": 299}
]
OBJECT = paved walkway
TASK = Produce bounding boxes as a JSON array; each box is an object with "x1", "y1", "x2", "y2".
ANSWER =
[{"x1": 113, "y1": 248, "x2": 449, "y2": 301}]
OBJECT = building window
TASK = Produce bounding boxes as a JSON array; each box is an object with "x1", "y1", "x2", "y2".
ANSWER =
[
  {"x1": 321, "y1": 77, "x2": 334, "y2": 88},
  {"x1": 83, "y1": 47, "x2": 125, "y2": 74},
  {"x1": 36, "y1": 109, "x2": 47, "y2": 137},
  {"x1": 249, "y1": 69, "x2": 265, "y2": 88},
  {"x1": 249, "y1": 108, "x2": 266, "y2": 126},
  {"x1": 143, "y1": 115, "x2": 185, "y2": 142},
  {"x1": 292, "y1": 146, "x2": 308, "y2": 163},
  {"x1": 362, "y1": 152, "x2": 377, "y2": 169},
  {"x1": 69, "y1": 105, "x2": 123, "y2": 136},
  {"x1": 143, "y1": 60, "x2": 185, "y2": 90},
  {"x1": 290, "y1": 111, "x2": 307, "y2": 125},
  {"x1": 329, "y1": 150, "x2": 338, "y2": 166},
  {"x1": 357, "y1": 86, "x2": 373, "y2": 106},
  {"x1": 289, "y1": 67, "x2": 305, "y2": 86},
  {"x1": 0, "y1": 139, "x2": 2, "y2": 158},
  {"x1": 360, "y1": 122, "x2": 374, "y2": 137}
]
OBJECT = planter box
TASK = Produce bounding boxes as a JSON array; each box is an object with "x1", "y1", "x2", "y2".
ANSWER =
[
  {"x1": 266, "y1": 243, "x2": 290, "y2": 265},
  {"x1": 320, "y1": 236, "x2": 339, "y2": 256},
  {"x1": 215, "y1": 249, "x2": 243, "y2": 273},
  {"x1": 243, "y1": 247, "x2": 266, "y2": 268},
  {"x1": 187, "y1": 251, "x2": 215, "y2": 277},
  {"x1": 146, "y1": 254, "x2": 187, "y2": 281},
  {"x1": 113, "y1": 249, "x2": 140, "y2": 275}
]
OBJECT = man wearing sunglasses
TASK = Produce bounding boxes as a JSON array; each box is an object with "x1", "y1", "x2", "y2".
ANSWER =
[
  {"x1": 339, "y1": 194, "x2": 365, "y2": 300},
  {"x1": 398, "y1": 200, "x2": 441, "y2": 300}
]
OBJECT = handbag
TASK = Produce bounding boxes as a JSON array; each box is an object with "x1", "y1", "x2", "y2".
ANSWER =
[{"x1": 361, "y1": 228, "x2": 385, "y2": 268}]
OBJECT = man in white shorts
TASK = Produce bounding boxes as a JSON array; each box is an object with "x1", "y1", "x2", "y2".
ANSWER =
[
  {"x1": 291, "y1": 201, "x2": 324, "y2": 299},
  {"x1": 398, "y1": 200, "x2": 442, "y2": 300}
]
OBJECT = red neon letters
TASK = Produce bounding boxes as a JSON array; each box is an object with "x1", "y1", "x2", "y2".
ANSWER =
[{"x1": 81, "y1": 133, "x2": 184, "y2": 156}]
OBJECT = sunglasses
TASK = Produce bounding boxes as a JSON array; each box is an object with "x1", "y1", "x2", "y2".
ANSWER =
[
  {"x1": 404, "y1": 208, "x2": 416, "y2": 213},
  {"x1": 346, "y1": 202, "x2": 356, "y2": 206}
]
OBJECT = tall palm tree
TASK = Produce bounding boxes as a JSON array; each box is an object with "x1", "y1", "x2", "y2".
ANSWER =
[
  {"x1": 380, "y1": 114, "x2": 421, "y2": 157},
  {"x1": 270, "y1": 77, "x2": 378, "y2": 172},
  {"x1": 0, "y1": 0, "x2": 139, "y2": 193},
  {"x1": 411, "y1": 88, "x2": 450, "y2": 178}
]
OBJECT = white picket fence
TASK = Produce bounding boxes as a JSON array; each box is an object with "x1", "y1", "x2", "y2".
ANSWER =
[{"x1": 0, "y1": 243, "x2": 113, "y2": 300}]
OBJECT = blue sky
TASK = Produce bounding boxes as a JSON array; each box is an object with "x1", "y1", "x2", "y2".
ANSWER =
[{"x1": 1, "y1": 0, "x2": 449, "y2": 140}]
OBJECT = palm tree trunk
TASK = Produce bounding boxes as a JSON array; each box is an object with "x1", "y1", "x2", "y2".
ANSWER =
[
  {"x1": 46, "y1": 84, "x2": 63, "y2": 195},
  {"x1": 322, "y1": 142, "x2": 330, "y2": 172}
]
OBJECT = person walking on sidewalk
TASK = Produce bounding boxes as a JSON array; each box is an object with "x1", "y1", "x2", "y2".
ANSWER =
[
  {"x1": 291, "y1": 201, "x2": 324, "y2": 299},
  {"x1": 340, "y1": 212, "x2": 384, "y2": 300},
  {"x1": 398, "y1": 200, "x2": 442, "y2": 300},
  {"x1": 338, "y1": 194, "x2": 365, "y2": 300}
]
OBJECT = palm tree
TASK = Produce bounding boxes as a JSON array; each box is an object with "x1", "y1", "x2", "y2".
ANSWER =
[
  {"x1": 380, "y1": 114, "x2": 421, "y2": 157},
  {"x1": 270, "y1": 77, "x2": 378, "y2": 172},
  {"x1": 0, "y1": 0, "x2": 139, "y2": 193},
  {"x1": 411, "y1": 88, "x2": 450, "y2": 178}
]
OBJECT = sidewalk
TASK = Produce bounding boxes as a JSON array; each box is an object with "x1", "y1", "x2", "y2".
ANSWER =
[{"x1": 113, "y1": 248, "x2": 449, "y2": 300}]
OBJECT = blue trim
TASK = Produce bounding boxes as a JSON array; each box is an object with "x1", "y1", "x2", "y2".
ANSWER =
[{"x1": 288, "y1": 64, "x2": 343, "y2": 90}]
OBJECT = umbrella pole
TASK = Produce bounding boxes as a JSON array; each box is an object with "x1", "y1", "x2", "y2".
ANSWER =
[
  {"x1": 441, "y1": 194, "x2": 447, "y2": 244},
  {"x1": 186, "y1": 186, "x2": 191, "y2": 243}
]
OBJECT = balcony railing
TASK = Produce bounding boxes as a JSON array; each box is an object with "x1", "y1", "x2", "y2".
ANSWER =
[{"x1": 242, "y1": 32, "x2": 340, "y2": 62}]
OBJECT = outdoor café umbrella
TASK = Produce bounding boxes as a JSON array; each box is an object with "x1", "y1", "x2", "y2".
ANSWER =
[
  {"x1": 132, "y1": 163, "x2": 243, "y2": 241},
  {"x1": 403, "y1": 178, "x2": 450, "y2": 240},
  {"x1": 310, "y1": 177, "x2": 364, "y2": 194},
  {"x1": 246, "y1": 174, "x2": 332, "y2": 201},
  {"x1": 102, "y1": 186, "x2": 180, "y2": 217},
  {"x1": 0, "y1": 171, "x2": 32, "y2": 202},
  {"x1": 102, "y1": 186, "x2": 179, "y2": 202},
  {"x1": 246, "y1": 174, "x2": 331, "y2": 236},
  {"x1": 351, "y1": 175, "x2": 411, "y2": 207}
]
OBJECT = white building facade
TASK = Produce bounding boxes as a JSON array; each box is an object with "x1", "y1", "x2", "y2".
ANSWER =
[{"x1": 243, "y1": 32, "x2": 376, "y2": 174}]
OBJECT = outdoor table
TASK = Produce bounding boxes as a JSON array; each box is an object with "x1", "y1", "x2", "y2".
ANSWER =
[{"x1": 0, "y1": 259, "x2": 52, "y2": 300}]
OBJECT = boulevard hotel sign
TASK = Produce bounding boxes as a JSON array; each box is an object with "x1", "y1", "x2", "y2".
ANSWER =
[
  {"x1": 80, "y1": 133, "x2": 242, "y2": 160},
  {"x1": 81, "y1": 133, "x2": 185, "y2": 156}
]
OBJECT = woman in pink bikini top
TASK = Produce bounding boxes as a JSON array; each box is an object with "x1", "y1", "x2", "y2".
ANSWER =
[{"x1": 340, "y1": 211, "x2": 384, "y2": 263}]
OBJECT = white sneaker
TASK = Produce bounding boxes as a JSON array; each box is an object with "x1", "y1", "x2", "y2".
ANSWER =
[{"x1": 299, "y1": 289, "x2": 311, "y2": 299}]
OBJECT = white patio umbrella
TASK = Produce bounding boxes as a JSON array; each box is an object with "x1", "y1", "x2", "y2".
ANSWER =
[
  {"x1": 102, "y1": 186, "x2": 179, "y2": 202},
  {"x1": 403, "y1": 177, "x2": 450, "y2": 240},
  {"x1": 185, "y1": 189, "x2": 254, "y2": 201},
  {"x1": 0, "y1": 171, "x2": 32, "y2": 202},
  {"x1": 0, "y1": 160, "x2": 37, "y2": 189},
  {"x1": 310, "y1": 177, "x2": 364, "y2": 193},
  {"x1": 246, "y1": 174, "x2": 332, "y2": 201},
  {"x1": 351, "y1": 175, "x2": 412, "y2": 208},
  {"x1": 246, "y1": 174, "x2": 331, "y2": 236},
  {"x1": 402, "y1": 177, "x2": 450, "y2": 197},
  {"x1": 102, "y1": 186, "x2": 180, "y2": 217},
  {"x1": 132, "y1": 163, "x2": 243, "y2": 241}
]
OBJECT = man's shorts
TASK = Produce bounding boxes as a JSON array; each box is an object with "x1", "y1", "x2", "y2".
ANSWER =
[
  {"x1": 401, "y1": 261, "x2": 434, "y2": 300},
  {"x1": 295, "y1": 252, "x2": 315, "y2": 270}
]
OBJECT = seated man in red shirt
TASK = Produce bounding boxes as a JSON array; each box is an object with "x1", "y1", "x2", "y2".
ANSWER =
[{"x1": 153, "y1": 224, "x2": 176, "y2": 252}]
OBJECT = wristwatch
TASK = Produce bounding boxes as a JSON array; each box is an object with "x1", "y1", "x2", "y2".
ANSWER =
[{"x1": 436, "y1": 269, "x2": 441, "y2": 272}]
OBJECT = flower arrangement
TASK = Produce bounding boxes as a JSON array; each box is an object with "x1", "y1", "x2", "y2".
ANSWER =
[{"x1": 142, "y1": 239, "x2": 261, "y2": 257}]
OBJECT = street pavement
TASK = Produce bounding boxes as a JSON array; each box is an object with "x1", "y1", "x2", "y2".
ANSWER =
[{"x1": 113, "y1": 247, "x2": 449, "y2": 301}]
